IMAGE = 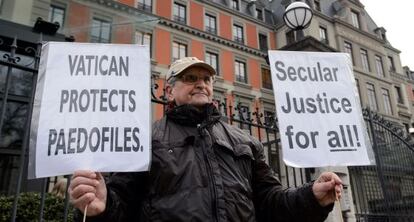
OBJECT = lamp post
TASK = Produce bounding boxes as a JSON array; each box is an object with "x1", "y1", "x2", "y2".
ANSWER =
[{"x1": 283, "y1": 1, "x2": 313, "y2": 41}]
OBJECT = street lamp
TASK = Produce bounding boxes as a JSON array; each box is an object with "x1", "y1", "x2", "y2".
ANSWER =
[{"x1": 283, "y1": 1, "x2": 313, "y2": 41}]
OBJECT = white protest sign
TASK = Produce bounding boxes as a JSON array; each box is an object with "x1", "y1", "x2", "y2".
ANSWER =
[
  {"x1": 28, "y1": 42, "x2": 151, "y2": 178},
  {"x1": 269, "y1": 51, "x2": 371, "y2": 167}
]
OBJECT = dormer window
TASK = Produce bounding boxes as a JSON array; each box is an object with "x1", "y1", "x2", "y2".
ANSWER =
[
  {"x1": 256, "y1": 8, "x2": 263, "y2": 20},
  {"x1": 314, "y1": 0, "x2": 321, "y2": 11},
  {"x1": 375, "y1": 27, "x2": 387, "y2": 41},
  {"x1": 232, "y1": 0, "x2": 239, "y2": 11},
  {"x1": 380, "y1": 32, "x2": 387, "y2": 40},
  {"x1": 351, "y1": 10, "x2": 360, "y2": 29}
]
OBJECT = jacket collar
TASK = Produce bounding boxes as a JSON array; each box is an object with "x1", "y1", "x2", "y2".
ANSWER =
[{"x1": 166, "y1": 103, "x2": 221, "y2": 127}]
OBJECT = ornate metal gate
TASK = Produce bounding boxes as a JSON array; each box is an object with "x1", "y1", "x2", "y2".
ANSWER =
[{"x1": 349, "y1": 109, "x2": 414, "y2": 222}]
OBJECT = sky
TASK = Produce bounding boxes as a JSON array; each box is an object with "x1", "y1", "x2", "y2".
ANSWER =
[{"x1": 361, "y1": 0, "x2": 414, "y2": 69}]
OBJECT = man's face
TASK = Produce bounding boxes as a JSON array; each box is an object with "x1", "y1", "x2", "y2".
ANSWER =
[{"x1": 166, "y1": 66, "x2": 214, "y2": 108}]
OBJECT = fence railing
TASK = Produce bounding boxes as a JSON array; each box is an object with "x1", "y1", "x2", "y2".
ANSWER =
[
  {"x1": 349, "y1": 108, "x2": 414, "y2": 222},
  {"x1": 0, "y1": 35, "x2": 43, "y2": 221}
]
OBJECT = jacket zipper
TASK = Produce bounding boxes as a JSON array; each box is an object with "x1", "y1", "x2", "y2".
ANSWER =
[{"x1": 198, "y1": 124, "x2": 219, "y2": 222}]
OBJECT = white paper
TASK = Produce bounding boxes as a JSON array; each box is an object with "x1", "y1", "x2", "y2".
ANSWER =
[
  {"x1": 29, "y1": 42, "x2": 151, "y2": 178},
  {"x1": 269, "y1": 51, "x2": 371, "y2": 167}
]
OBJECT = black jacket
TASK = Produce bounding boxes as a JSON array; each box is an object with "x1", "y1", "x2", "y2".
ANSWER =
[{"x1": 78, "y1": 104, "x2": 332, "y2": 222}]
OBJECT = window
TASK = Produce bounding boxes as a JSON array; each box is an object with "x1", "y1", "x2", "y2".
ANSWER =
[
  {"x1": 351, "y1": 10, "x2": 360, "y2": 29},
  {"x1": 256, "y1": 8, "x2": 263, "y2": 20},
  {"x1": 388, "y1": 56, "x2": 395, "y2": 71},
  {"x1": 238, "y1": 104, "x2": 250, "y2": 129},
  {"x1": 319, "y1": 26, "x2": 328, "y2": 44},
  {"x1": 406, "y1": 69, "x2": 412, "y2": 79},
  {"x1": 172, "y1": 41, "x2": 187, "y2": 61},
  {"x1": 381, "y1": 88, "x2": 392, "y2": 115},
  {"x1": 233, "y1": 24, "x2": 244, "y2": 44},
  {"x1": 137, "y1": 0, "x2": 152, "y2": 12},
  {"x1": 232, "y1": 0, "x2": 239, "y2": 10},
  {"x1": 135, "y1": 31, "x2": 152, "y2": 57},
  {"x1": 314, "y1": 0, "x2": 321, "y2": 11},
  {"x1": 213, "y1": 94, "x2": 226, "y2": 115},
  {"x1": 286, "y1": 30, "x2": 295, "y2": 45},
  {"x1": 261, "y1": 67, "x2": 272, "y2": 89},
  {"x1": 360, "y1": 49, "x2": 370, "y2": 72},
  {"x1": 91, "y1": 18, "x2": 111, "y2": 43},
  {"x1": 264, "y1": 9, "x2": 272, "y2": 23},
  {"x1": 264, "y1": 110, "x2": 275, "y2": 126},
  {"x1": 403, "y1": 123, "x2": 410, "y2": 134},
  {"x1": 49, "y1": 5, "x2": 65, "y2": 28},
  {"x1": 258, "y1": 33, "x2": 268, "y2": 51},
  {"x1": 205, "y1": 52, "x2": 219, "y2": 74},
  {"x1": 235, "y1": 60, "x2": 247, "y2": 83},
  {"x1": 173, "y1": 2, "x2": 186, "y2": 24},
  {"x1": 205, "y1": 14, "x2": 217, "y2": 34},
  {"x1": 380, "y1": 32, "x2": 387, "y2": 41},
  {"x1": 344, "y1": 41, "x2": 354, "y2": 64},
  {"x1": 395, "y1": 86, "x2": 404, "y2": 104},
  {"x1": 239, "y1": 105, "x2": 249, "y2": 120},
  {"x1": 366, "y1": 83, "x2": 378, "y2": 111},
  {"x1": 375, "y1": 55, "x2": 384, "y2": 77}
]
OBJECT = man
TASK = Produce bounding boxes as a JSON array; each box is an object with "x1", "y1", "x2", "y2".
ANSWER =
[{"x1": 70, "y1": 57, "x2": 342, "y2": 221}]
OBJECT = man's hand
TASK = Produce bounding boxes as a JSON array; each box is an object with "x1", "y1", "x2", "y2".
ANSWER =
[
  {"x1": 69, "y1": 170, "x2": 107, "y2": 216},
  {"x1": 312, "y1": 172, "x2": 342, "y2": 207}
]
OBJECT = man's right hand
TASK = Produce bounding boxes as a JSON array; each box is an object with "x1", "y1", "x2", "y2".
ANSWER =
[{"x1": 69, "y1": 170, "x2": 107, "y2": 216}]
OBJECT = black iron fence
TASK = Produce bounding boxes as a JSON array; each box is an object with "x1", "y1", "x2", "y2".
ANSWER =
[
  {"x1": 349, "y1": 109, "x2": 414, "y2": 222},
  {"x1": 225, "y1": 101, "x2": 311, "y2": 187},
  {"x1": 1, "y1": 36, "x2": 414, "y2": 221}
]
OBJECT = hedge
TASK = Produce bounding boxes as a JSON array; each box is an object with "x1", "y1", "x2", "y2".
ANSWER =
[{"x1": 0, "y1": 192, "x2": 73, "y2": 222}]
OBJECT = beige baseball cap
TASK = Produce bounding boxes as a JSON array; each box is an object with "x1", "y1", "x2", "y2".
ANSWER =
[{"x1": 166, "y1": 57, "x2": 216, "y2": 82}]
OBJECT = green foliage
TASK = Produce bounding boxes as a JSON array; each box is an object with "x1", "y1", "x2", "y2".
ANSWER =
[{"x1": 0, "y1": 192, "x2": 73, "y2": 222}]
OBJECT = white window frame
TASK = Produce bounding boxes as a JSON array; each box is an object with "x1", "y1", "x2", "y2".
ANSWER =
[
  {"x1": 351, "y1": 10, "x2": 360, "y2": 29},
  {"x1": 375, "y1": 55, "x2": 384, "y2": 77},
  {"x1": 49, "y1": 4, "x2": 66, "y2": 28},
  {"x1": 91, "y1": 17, "x2": 112, "y2": 43},
  {"x1": 381, "y1": 88, "x2": 392, "y2": 115},
  {"x1": 172, "y1": 41, "x2": 187, "y2": 61},
  {"x1": 205, "y1": 13, "x2": 217, "y2": 34},
  {"x1": 233, "y1": 24, "x2": 244, "y2": 44},
  {"x1": 235, "y1": 60, "x2": 247, "y2": 83},
  {"x1": 366, "y1": 83, "x2": 378, "y2": 111},
  {"x1": 360, "y1": 48, "x2": 370, "y2": 72}
]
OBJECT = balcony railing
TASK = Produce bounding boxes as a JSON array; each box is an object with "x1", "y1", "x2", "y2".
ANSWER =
[
  {"x1": 236, "y1": 75, "x2": 247, "y2": 83},
  {"x1": 234, "y1": 36, "x2": 244, "y2": 44},
  {"x1": 259, "y1": 45, "x2": 268, "y2": 52},
  {"x1": 205, "y1": 26, "x2": 216, "y2": 34},
  {"x1": 137, "y1": 2, "x2": 152, "y2": 12},
  {"x1": 173, "y1": 15, "x2": 186, "y2": 24},
  {"x1": 262, "y1": 82, "x2": 273, "y2": 90}
]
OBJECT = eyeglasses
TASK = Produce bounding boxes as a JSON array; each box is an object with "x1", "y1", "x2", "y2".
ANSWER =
[{"x1": 177, "y1": 73, "x2": 214, "y2": 84}]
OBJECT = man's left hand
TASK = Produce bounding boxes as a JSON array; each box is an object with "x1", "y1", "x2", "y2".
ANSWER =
[{"x1": 312, "y1": 172, "x2": 343, "y2": 207}]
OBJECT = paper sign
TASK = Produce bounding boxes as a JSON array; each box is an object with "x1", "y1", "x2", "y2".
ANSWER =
[
  {"x1": 28, "y1": 42, "x2": 151, "y2": 178},
  {"x1": 269, "y1": 51, "x2": 371, "y2": 167}
]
